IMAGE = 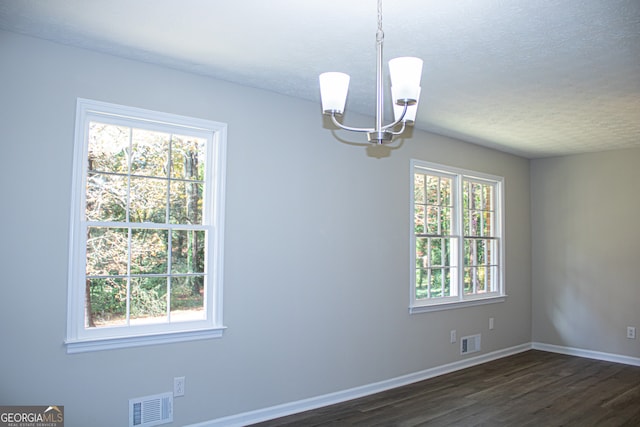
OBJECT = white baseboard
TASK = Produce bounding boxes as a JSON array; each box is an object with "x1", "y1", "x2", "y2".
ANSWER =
[
  {"x1": 185, "y1": 343, "x2": 531, "y2": 427},
  {"x1": 531, "y1": 342, "x2": 640, "y2": 367}
]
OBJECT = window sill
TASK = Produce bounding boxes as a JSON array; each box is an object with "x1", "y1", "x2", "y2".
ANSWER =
[
  {"x1": 409, "y1": 295, "x2": 506, "y2": 314},
  {"x1": 65, "y1": 326, "x2": 226, "y2": 354}
]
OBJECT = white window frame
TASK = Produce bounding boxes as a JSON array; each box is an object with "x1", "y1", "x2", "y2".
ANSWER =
[
  {"x1": 66, "y1": 98, "x2": 227, "y2": 353},
  {"x1": 410, "y1": 160, "x2": 506, "y2": 313}
]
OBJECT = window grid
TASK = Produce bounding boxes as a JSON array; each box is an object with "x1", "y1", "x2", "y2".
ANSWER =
[
  {"x1": 85, "y1": 126, "x2": 208, "y2": 328},
  {"x1": 411, "y1": 160, "x2": 504, "y2": 311}
]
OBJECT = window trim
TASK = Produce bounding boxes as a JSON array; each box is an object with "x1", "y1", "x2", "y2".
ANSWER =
[
  {"x1": 409, "y1": 159, "x2": 506, "y2": 314},
  {"x1": 66, "y1": 98, "x2": 227, "y2": 353}
]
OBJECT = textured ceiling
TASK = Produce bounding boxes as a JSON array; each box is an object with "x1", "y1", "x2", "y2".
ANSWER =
[{"x1": 1, "y1": 0, "x2": 639, "y2": 158}]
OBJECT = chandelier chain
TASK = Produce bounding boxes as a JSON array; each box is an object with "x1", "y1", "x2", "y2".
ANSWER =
[{"x1": 376, "y1": 0, "x2": 384, "y2": 44}]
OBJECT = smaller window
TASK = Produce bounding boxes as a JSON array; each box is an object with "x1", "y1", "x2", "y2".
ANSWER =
[
  {"x1": 66, "y1": 99, "x2": 227, "y2": 352},
  {"x1": 411, "y1": 160, "x2": 505, "y2": 313}
]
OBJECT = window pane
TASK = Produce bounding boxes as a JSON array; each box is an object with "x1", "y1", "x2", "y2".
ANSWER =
[
  {"x1": 443, "y1": 238, "x2": 451, "y2": 266},
  {"x1": 171, "y1": 230, "x2": 206, "y2": 274},
  {"x1": 414, "y1": 205, "x2": 425, "y2": 234},
  {"x1": 87, "y1": 277, "x2": 127, "y2": 328},
  {"x1": 442, "y1": 268, "x2": 452, "y2": 297},
  {"x1": 462, "y1": 181, "x2": 495, "y2": 238},
  {"x1": 464, "y1": 267, "x2": 473, "y2": 294},
  {"x1": 171, "y1": 136, "x2": 206, "y2": 181},
  {"x1": 86, "y1": 172, "x2": 128, "y2": 222},
  {"x1": 86, "y1": 227, "x2": 128, "y2": 276},
  {"x1": 88, "y1": 122, "x2": 130, "y2": 174},
  {"x1": 471, "y1": 182, "x2": 482, "y2": 209},
  {"x1": 463, "y1": 258, "x2": 497, "y2": 295},
  {"x1": 429, "y1": 268, "x2": 452, "y2": 298},
  {"x1": 483, "y1": 211, "x2": 493, "y2": 236},
  {"x1": 469, "y1": 211, "x2": 482, "y2": 236},
  {"x1": 441, "y1": 207, "x2": 451, "y2": 235},
  {"x1": 463, "y1": 209, "x2": 470, "y2": 236},
  {"x1": 440, "y1": 177, "x2": 452, "y2": 206},
  {"x1": 464, "y1": 239, "x2": 487, "y2": 266},
  {"x1": 483, "y1": 185, "x2": 494, "y2": 211},
  {"x1": 415, "y1": 269, "x2": 429, "y2": 300},
  {"x1": 129, "y1": 177, "x2": 168, "y2": 223},
  {"x1": 464, "y1": 240, "x2": 471, "y2": 266},
  {"x1": 130, "y1": 277, "x2": 168, "y2": 323},
  {"x1": 426, "y1": 206, "x2": 439, "y2": 234},
  {"x1": 169, "y1": 181, "x2": 203, "y2": 225},
  {"x1": 416, "y1": 237, "x2": 429, "y2": 269},
  {"x1": 476, "y1": 266, "x2": 487, "y2": 293},
  {"x1": 130, "y1": 229, "x2": 168, "y2": 274},
  {"x1": 463, "y1": 181, "x2": 470, "y2": 210},
  {"x1": 431, "y1": 238, "x2": 442, "y2": 266},
  {"x1": 426, "y1": 175, "x2": 439, "y2": 205},
  {"x1": 170, "y1": 276, "x2": 205, "y2": 321},
  {"x1": 130, "y1": 129, "x2": 169, "y2": 178},
  {"x1": 464, "y1": 266, "x2": 485, "y2": 294},
  {"x1": 476, "y1": 239, "x2": 486, "y2": 264},
  {"x1": 414, "y1": 174, "x2": 425, "y2": 204},
  {"x1": 429, "y1": 268, "x2": 441, "y2": 297}
]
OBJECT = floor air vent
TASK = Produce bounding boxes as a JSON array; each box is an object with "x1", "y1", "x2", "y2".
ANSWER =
[
  {"x1": 460, "y1": 334, "x2": 481, "y2": 355},
  {"x1": 129, "y1": 392, "x2": 173, "y2": 427}
]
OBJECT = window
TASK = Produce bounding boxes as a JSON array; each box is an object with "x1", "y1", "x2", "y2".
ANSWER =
[
  {"x1": 410, "y1": 160, "x2": 505, "y2": 313},
  {"x1": 66, "y1": 99, "x2": 227, "y2": 352}
]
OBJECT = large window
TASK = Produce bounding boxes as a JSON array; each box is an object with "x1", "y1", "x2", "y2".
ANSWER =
[
  {"x1": 66, "y1": 99, "x2": 227, "y2": 352},
  {"x1": 410, "y1": 160, "x2": 505, "y2": 313}
]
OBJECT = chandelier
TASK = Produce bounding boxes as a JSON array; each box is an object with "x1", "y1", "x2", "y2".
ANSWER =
[{"x1": 319, "y1": 0, "x2": 423, "y2": 145}]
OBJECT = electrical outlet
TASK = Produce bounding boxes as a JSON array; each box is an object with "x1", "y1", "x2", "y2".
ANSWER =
[
  {"x1": 489, "y1": 317, "x2": 494, "y2": 330},
  {"x1": 627, "y1": 327, "x2": 636, "y2": 340},
  {"x1": 174, "y1": 377, "x2": 185, "y2": 397},
  {"x1": 450, "y1": 330, "x2": 456, "y2": 343}
]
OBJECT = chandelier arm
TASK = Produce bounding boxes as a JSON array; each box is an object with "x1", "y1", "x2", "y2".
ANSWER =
[
  {"x1": 381, "y1": 103, "x2": 409, "y2": 131},
  {"x1": 330, "y1": 113, "x2": 374, "y2": 133},
  {"x1": 390, "y1": 121, "x2": 407, "y2": 136}
]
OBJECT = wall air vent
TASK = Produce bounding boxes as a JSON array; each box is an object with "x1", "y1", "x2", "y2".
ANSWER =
[
  {"x1": 460, "y1": 334, "x2": 481, "y2": 355},
  {"x1": 129, "y1": 392, "x2": 173, "y2": 427}
]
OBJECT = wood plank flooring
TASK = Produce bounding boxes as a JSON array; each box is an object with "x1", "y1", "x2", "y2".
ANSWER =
[{"x1": 250, "y1": 350, "x2": 640, "y2": 426}]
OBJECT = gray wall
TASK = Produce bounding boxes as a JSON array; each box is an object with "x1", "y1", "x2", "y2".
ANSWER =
[
  {"x1": 531, "y1": 149, "x2": 640, "y2": 357},
  {"x1": 0, "y1": 31, "x2": 531, "y2": 426}
]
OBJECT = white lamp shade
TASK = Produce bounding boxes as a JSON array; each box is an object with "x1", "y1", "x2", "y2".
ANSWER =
[
  {"x1": 393, "y1": 86, "x2": 421, "y2": 123},
  {"x1": 388, "y1": 57, "x2": 423, "y2": 101},
  {"x1": 319, "y1": 72, "x2": 350, "y2": 114}
]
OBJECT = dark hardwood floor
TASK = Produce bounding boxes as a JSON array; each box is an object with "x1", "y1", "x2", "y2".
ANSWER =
[{"x1": 250, "y1": 350, "x2": 640, "y2": 426}]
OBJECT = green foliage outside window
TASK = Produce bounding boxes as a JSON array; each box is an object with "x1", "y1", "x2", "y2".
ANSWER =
[{"x1": 84, "y1": 123, "x2": 207, "y2": 327}]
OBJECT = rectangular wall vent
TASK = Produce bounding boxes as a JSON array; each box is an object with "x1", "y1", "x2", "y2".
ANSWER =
[
  {"x1": 129, "y1": 392, "x2": 173, "y2": 427},
  {"x1": 460, "y1": 334, "x2": 481, "y2": 355}
]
